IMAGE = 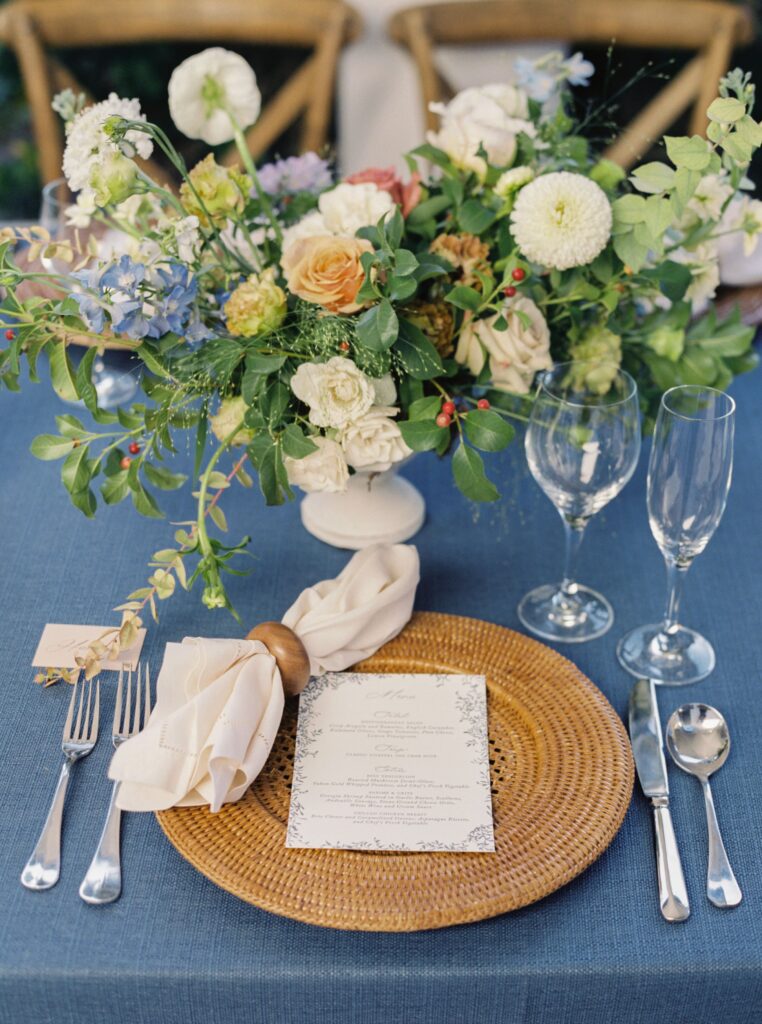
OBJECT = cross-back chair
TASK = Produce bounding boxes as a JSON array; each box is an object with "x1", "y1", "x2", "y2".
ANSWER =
[
  {"x1": 0, "y1": 0, "x2": 362, "y2": 185},
  {"x1": 389, "y1": 0, "x2": 754, "y2": 169}
]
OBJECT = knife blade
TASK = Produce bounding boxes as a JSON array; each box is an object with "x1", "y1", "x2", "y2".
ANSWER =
[{"x1": 629, "y1": 679, "x2": 690, "y2": 922}]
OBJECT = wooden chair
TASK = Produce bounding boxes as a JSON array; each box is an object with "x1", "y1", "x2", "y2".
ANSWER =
[
  {"x1": 388, "y1": 0, "x2": 754, "y2": 169},
  {"x1": 0, "y1": 0, "x2": 362, "y2": 185}
]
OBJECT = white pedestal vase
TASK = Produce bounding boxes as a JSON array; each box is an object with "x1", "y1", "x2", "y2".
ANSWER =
[{"x1": 300, "y1": 465, "x2": 425, "y2": 550}]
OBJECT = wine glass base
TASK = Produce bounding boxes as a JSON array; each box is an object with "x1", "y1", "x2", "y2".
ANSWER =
[
  {"x1": 517, "y1": 583, "x2": 613, "y2": 643},
  {"x1": 616, "y1": 623, "x2": 715, "y2": 685}
]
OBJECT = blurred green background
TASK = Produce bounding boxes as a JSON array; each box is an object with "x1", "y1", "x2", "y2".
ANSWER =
[{"x1": 0, "y1": 1, "x2": 760, "y2": 219}]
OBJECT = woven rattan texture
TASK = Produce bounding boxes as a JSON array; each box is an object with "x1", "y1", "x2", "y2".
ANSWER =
[{"x1": 157, "y1": 612, "x2": 633, "y2": 931}]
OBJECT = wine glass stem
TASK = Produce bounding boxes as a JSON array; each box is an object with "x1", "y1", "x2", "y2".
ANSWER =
[
  {"x1": 662, "y1": 558, "x2": 690, "y2": 635},
  {"x1": 560, "y1": 516, "x2": 587, "y2": 599}
]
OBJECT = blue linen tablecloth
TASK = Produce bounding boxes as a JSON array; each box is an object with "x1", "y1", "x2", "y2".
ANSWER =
[{"x1": 0, "y1": 363, "x2": 760, "y2": 1024}]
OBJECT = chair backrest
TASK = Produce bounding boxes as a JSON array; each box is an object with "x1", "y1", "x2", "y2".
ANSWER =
[
  {"x1": 388, "y1": 0, "x2": 754, "y2": 169},
  {"x1": 0, "y1": 0, "x2": 362, "y2": 185}
]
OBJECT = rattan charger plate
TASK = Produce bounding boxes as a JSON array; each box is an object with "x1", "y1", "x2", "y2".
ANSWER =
[{"x1": 157, "y1": 612, "x2": 633, "y2": 931}]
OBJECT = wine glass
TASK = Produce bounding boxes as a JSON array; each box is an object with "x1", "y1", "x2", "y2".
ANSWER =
[
  {"x1": 518, "y1": 361, "x2": 641, "y2": 643},
  {"x1": 617, "y1": 385, "x2": 735, "y2": 685},
  {"x1": 39, "y1": 178, "x2": 140, "y2": 409}
]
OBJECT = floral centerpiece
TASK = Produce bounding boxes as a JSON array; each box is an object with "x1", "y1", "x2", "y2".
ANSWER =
[{"x1": 1, "y1": 47, "x2": 760, "y2": 675}]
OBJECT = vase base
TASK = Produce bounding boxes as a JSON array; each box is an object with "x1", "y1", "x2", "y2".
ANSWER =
[{"x1": 300, "y1": 472, "x2": 425, "y2": 550}]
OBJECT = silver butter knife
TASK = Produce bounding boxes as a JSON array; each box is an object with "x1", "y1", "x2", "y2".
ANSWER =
[{"x1": 629, "y1": 679, "x2": 690, "y2": 922}]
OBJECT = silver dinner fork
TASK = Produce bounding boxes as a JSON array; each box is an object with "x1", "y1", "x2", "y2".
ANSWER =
[
  {"x1": 79, "y1": 662, "x2": 151, "y2": 905},
  {"x1": 21, "y1": 675, "x2": 101, "y2": 891}
]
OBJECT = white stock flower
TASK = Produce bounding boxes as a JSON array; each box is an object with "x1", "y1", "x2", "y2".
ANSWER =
[
  {"x1": 495, "y1": 166, "x2": 534, "y2": 197},
  {"x1": 671, "y1": 242, "x2": 720, "y2": 314},
  {"x1": 280, "y1": 210, "x2": 329, "y2": 251},
  {"x1": 318, "y1": 183, "x2": 395, "y2": 237},
  {"x1": 686, "y1": 174, "x2": 734, "y2": 222},
  {"x1": 456, "y1": 296, "x2": 552, "y2": 394},
  {"x1": 64, "y1": 192, "x2": 97, "y2": 229},
  {"x1": 722, "y1": 195, "x2": 762, "y2": 256},
  {"x1": 285, "y1": 436, "x2": 348, "y2": 493},
  {"x1": 511, "y1": 172, "x2": 612, "y2": 270},
  {"x1": 290, "y1": 356, "x2": 375, "y2": 429},
  {"x1": 173, "y1": 216, "x2": 202, "y2": 263},
  {"x1": 428, "y1": 84, "x2": 535, "y2": 178},
  {"x1": 63, "y1": 93, "x2": 153, "y2": 194},
  {"x1": 339, "y1": 406, "x2": 412, "y2": 472},
  {"x1": 168, "y1": 47, "x2": 261, "y2": 145}
]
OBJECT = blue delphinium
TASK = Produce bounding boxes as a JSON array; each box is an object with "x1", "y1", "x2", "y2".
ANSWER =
[
  {"x1": 100, "y1": 254, "x2": 146, "y2": 296},
  {"x1": 70, "y1": 266, "x2": 107, "y2": 333}
]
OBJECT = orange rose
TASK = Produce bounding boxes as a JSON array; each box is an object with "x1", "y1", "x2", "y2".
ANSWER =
[{"x1": 281, "y1": 235, "x2": 372, "y2": 314}]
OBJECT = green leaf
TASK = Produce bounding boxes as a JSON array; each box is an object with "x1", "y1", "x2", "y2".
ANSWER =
[
  {"x1": 144, "y1": 463, "x2": 187, "y2": 490},
  {"x1": 654, "y1": 260, "x2": 693, "y2": 303},
  {"x1": 612, "y1": 232, "x2": 649, "y2": 272},
  {"x1": 409, "y1": 143, "x2": 457, "y2": 174},
  {"x1": 355, "y1": 299, "x2": 399, "y2": 351},
  {"x1": 405, "y1": 194, "x2": 452, "y2": 227},
  {"x1": 706, "y1": 97, "x2": 746, "y2": 123},
  {"x1": 395, "y1": 320, "x2": 445, "y2": 380},
  {"x1": 281, "y1": 423, "x2": 318, "y2": 460},
  {"x1": 665, "y1": 135, "x2": 711, "y2": 171},
  {"x1": 458, "y1": 199, "x2": 496, "y2": 235},
  {"x1": 629, "y1": 161, "x2": 676, "y2": 194},
  {"x1": 244, "y1": 353, "x2": 286, "y2": 375},
  {"x1": 70, "y1": 487, "x2": 97, "y2": 518},
  {"x1": 408, "y1": 395, "x2": 442, "y2": 421},
  {"x1": 48, "y1": 343, "x2": 79, "y2": 402},
  {"x1": 445, "y1": 285, "x2": 483, "y2": 312},
  {"x1": 61, "y1": 444, "x2": 92, "y2": 494},
  {"x1": 101, "y1": 472, "x2": 130, "y2": 505},
  {"x1": 463, "y1": 409, "x2": 515, "y2": 452},
  {"x1": 678, "y1": 350, "x2": 718, "y2": 385},
  {"x1": 55, "y1": 414, "x2": 88, "y2": 439},
  {"x1": 643, "y1": 196, "x2": 674, "y2": 239},
  {"x1": 75, "y1": 347, "x2": 99, "y2": 413},
  {"x1": 209, "y1": 505, "x2": 228, "y2": 532},
  {"x1": 674, "y1": 167, "x2": 701, "y2": 206},
  {"x1": 30, "y1": 434, "x2": 75, "y2": 460},
  {"x1": 393, "y1": 249, "x2": 419, "y2": 276},
  {"x1": 612, "y1": 194, "x2": 647, "y2": 225},
  {"x1": 721, "y1": 133, "x2": 753, "y2": 165},
  {"x1": 452, "y1": 443, "x2": 499, "y2": 502},
  {"x1": 130, "y1": 482, "x2": 163, "y2": 519},
  {"x1": 397, "y1": 419, "x2": 444, "y2": 452},
  {"x1": 260, "y1": 380, "x2": 290, "y2": 426}
]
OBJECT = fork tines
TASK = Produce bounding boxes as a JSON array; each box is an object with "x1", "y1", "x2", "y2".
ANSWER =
[
  {"x1": 114, "y1": 662, "x2": 152, "y2": 741},
  {"x1": 63, "y1": 674, "x2": 100, "y2": 744}
]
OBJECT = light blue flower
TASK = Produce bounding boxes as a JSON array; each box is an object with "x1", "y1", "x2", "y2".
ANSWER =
[
  {"x1": 515, "y1": 50, "x2": 595, "y2": 103},
  {"x1": 184, "y1": 312, "x2": 216, "y2": 348},
  {"x1": 100, "y1": 254, "x2": 146, "y2": 296},
  {"x1": 72, "y1": 293, "x2": 107, "y2": 333},
  {"x1": 515, "y1": 57, "x2": 557, "y2": 103},
  {"x1": 111, "y1": 299, "x2": 151, "y2": 340},
  {"x1": 563, "y1": 52, "x2": 595, "y2": 87}
]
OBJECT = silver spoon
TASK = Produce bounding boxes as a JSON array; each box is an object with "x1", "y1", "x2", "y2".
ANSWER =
[{"x1": 666, "y1": 704, "x2": 742, "y2": 908}]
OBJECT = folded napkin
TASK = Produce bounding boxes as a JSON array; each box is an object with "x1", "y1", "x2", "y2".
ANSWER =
[{"x1": 109, "y1": 544, "x2": 419, "y2": 812}]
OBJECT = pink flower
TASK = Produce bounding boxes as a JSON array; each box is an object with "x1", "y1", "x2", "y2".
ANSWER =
[{"x1": 345, "y1": 166, "x2": 421, "y2": 218}]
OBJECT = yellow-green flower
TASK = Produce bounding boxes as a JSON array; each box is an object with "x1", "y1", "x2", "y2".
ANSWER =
[
  {"x1": 180, "y1": 154, "x2": 251, "y2": 227},
  {"x1": 89, "y1": 151, "x2": 138, "y2": 207},
  {"x1": 569, "y1": 324, "x2": 622, "y2": 393},
  {"x1": 209, "y1": 395, "x2": 254, "y2": 446},
  {"x1": 224, "y1": 268, "x2": 286, "y2": 337}
]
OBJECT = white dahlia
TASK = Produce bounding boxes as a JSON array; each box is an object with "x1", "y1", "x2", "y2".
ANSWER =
[
  {"x1": 63, "y1": 93, "x2": 153, "y2": 194},
  {"x1": 510, "y1": 172, "x2": 612, "y2": 270}
]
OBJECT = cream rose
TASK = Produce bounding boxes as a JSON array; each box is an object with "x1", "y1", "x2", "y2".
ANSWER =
[
  {"x1": 280, "y1": 210, "x2": 329, "y2": 252},
  {"x1": 284, "y1": 436, "x2": 348, "y2": 493},
  {"x1": 209, "y1": 395, "x2": 254, "y2": 446},
  {"x1": 456, "y1": 296, "x2": 552, "y2": 394},
  {"x1": 318, "y1": 182, "x2": 396, "y2": 237},
  {"x1": 339, "y1": 406, "x2": 412, "y2": 472},
  {"x1": 290, "y1": 356, "x2": 375, "y2": 429},
  {"x1": 428, "y1": 84, "x2": 535, "y2": 178},
  {"x1": 281, "y1": 235, "x2": 372, "y2": 314}
]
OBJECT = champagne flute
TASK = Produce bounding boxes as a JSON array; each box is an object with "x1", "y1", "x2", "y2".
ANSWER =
[
  {"x1": 39, "y1": 178, "x2": 139, "y2": 409},
  {"x1": 617, "y1": 385, "x2": 735, "y2": 684},
  {"x1": 518, "y1": 361, "x2": 641, "y2": 643}
]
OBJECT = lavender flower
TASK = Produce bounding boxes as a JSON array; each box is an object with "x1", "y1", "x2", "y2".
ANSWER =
[{"x1": 257, "y1": 152, "x2": 332, "y2": 195}]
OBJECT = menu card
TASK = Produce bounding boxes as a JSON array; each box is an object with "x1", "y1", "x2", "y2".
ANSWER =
[{"x1": 286, "y1": 673, "x2": 495, "y2": 853}]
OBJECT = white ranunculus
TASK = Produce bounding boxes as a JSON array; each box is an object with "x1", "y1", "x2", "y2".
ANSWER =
[
  {"x1": 428, "y1": 84, "x2": 535, "y2": 178},
  {"x1": 318, "y1": 183, "x2": 395, "y2": 237},
  {"x1": 168, "y1": 47, "x2": 261, "y2": 145},
  {"x1": 456, "y1": 296, "x2": 552, "y2": 394},
  {"x1": 280, "y1": 210, "x2": 329, "y2": 252},
  {"x1": 290, "y1": 356, "x2": 375, "y2": 429},
  {"x1": 339, "y1": 406, "x2": 412, "y2": 472},
  {"x1": 284, "y1": 436, "x2": 348, "y2": 493}
]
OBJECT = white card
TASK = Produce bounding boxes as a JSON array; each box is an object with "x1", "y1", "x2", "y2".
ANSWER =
[
  {"x1": 286, "y1": 673, "x2": 495, "y2": 853},
  {"x1": 32, "y1": 623, "x2": 147, "y2": 671}
]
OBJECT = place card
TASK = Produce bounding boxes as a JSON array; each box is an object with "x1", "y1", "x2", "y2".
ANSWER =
[
  {"x1": 32, "y1": 623, "x2": 147, "y2": 671},
  {"x1": 286, "y1": 673, "x2": 495, "y2": 853}
]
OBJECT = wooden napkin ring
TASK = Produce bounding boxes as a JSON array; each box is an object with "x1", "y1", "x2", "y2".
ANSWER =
[{"x1": 247, "y1": 622, "x2": 311, "y2": 697}]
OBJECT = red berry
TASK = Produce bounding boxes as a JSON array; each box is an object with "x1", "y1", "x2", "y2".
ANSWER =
[
  {"x1": 504, "y1": 286, "x2": 517, "y2": 297},
  {"x1": 442, "y1": 400, "x2": 456, "y2": 416},
  {"x1": 120, "y1": 456, "x2": 131, "y2": 470},
  {"x1": 436, "y1": 412, "x2": 452, "y2": 429},
  {"x1": 128, "y1": 441, "x2": 140, "y2": 455},
  {"x1": 477, "y1": 398, "x2": 491, "y2": 410},
  {"x1": 339, "y1": 340, "x2": 350, "y2": 351},
  {"x1": 511, "y1": 267, "x2": 526, "y2": 281},
  {"x1": 4, "y1": 329, "x2": 14, "y2": 341}
]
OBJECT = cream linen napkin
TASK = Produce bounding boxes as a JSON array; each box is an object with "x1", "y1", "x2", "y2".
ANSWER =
[{"x1": 109, "y1": 544, "x2": 419, "y2": 812}]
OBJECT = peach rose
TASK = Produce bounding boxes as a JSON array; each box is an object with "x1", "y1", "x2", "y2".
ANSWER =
[
  {"x1": 345, "y1": 167, "x2": 422, "y2": 218},
  {"x1": 281, "y1": 235, "x2": 372, "y2": 314}
]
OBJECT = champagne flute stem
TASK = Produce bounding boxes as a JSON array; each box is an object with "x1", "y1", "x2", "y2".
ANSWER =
[
  {"x1": 560, "y1": 517, "x2": 587, "y2": 598},
  {"x1": 662, "y1": 558, "x2": 690, "y2": 635}
]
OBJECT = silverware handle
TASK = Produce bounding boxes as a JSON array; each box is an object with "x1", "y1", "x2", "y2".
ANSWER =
[
  {"x1": 701, "y1": 778, "x2": 742, "y2": 908},
  {"x1": 79, "y1": 780, "x2": 123, "y2": 905},
  {"x1": 21, "y1": 760, "x2": 71, "y2": 890},
  {"x1": 653, "y1": 802, "x2": 690, "y2": 922}
]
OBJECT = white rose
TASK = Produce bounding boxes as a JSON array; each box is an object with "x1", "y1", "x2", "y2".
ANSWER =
[
  {"x1": 168, "y1": 47, "x2": 261, "y2": 145},
  {"x1": 372, "y1": 373, "x2": 397, "y2": 406},
  {"x1": 456, "y1": 296, "x2": 552, "y2": 394},
  {"x1": 280, "y1": 210, "x2": 329, "y2": 251},
  {"x1": 428, "y1": 84, "x2": 535, "y2": 178},
  {"x1": 318, "y1": 183, "x2": 395, "y2": 237},
  {"x1": 285, "y1": 436, "x2": 348, "y2": 493},
  {"x1": 339, "y1": 407, "x2": 412, "y2": 472},
  {"x1": 290, "y1": 356, "x2": 375, "y2": 428}
]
